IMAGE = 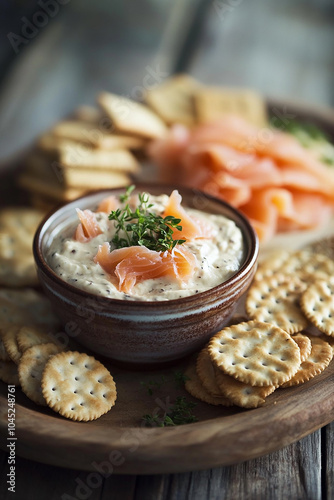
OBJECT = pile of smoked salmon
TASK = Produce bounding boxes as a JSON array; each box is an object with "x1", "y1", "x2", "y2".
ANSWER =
[{"x1": 148, "y1": 115, "x2": 334, "y2": 242}]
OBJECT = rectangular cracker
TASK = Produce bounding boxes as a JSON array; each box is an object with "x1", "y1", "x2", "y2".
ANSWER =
[
  {"x1": 18, "y1": 173, "x2": 87, "y2": 201},
  {"x1": 144, "y1": 74, "x2": 200, "y2": 126},
  {"x1": 26, "y1": 153, "x2": 132, "y2": 189},
  {"x1": 98, "y1": 92, "x2": 167, "y2": 139},
  {"x1": 59, "y1": 146, "x2": 139, "y2": 172},
  {"x1": 194, "y1": 87, "x2": 268, "y2": 127},
  {"x1": 39, "y1": 130, "x2": 146, "y2": 153}
]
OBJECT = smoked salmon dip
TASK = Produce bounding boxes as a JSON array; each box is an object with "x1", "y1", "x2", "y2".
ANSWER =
[{"x1": 47, "y1": 189, "x2": 244, "y2": 301}]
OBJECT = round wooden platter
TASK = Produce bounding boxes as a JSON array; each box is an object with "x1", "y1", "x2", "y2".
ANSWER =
[
  {"x1": 0, "y1": 336, "x2": 333, "y2": 474},
  {"x1": 0, "y1": 98, "x2": 334, "y2": 474}
]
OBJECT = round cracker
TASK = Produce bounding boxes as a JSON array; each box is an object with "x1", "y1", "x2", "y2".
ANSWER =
[
  {"x1": 0, "y1": 360, "x2": 20, "y2": 386},
  {"x1": 185, "y1": 362, "x2": 232, "y2": 406},
  {"x1": 292, "y1": 333, "x2": 312, "y2": 363},
  {"x1": 215, "y1": 369, "x2": 276, "y2": 409},
  {"x1": 196, "y1": 346, "x2": 224, "y2": 398},
  {"x1": 42, "y1": 351, "x2": 117, "y2": 421},
  {"x1": 208, "y1": 320, "x2": 301, "y2": 387},
  {"x1": 280, "y1": 251, "x2": 334, "y2": 283},
  {"x1": 18, "y1": 343, "x2": 63, "y2": 406},
  {"x1": 17, "y1": 325, "x2": 56, "y2": 353},
  {"x1": 300, "y1": 279, "x2": 334, "y2": 337},
  {"x1": 1, "y1": 325, "x2": 21, "y2": 364},
  {"x1": 281, "y1": 335, "x2": 333, "y2": 388},
  {"x1": 254, "y1": 250, "x2": 290, "y2": 282},
  {"x1": 246, "y1": 274, "x2": 308, "y2": 334}
]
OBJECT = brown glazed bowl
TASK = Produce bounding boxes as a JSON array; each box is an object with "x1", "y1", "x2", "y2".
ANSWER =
[{"x1": 33, "y1": 185, "x2": 258, "y2": 368}]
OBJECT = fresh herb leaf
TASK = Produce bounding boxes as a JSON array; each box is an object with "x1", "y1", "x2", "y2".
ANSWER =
[
  {"x1": 142, "y1": 397, "x2": 197, "y2": 427},
  {"x1": 109, "y1": 187, "x2": 186, "y2": 251},
  {"x1": 173, "y1": 370, "x2": 190, "y2": 388},
  {"x1": 140, "y1": 376, "x2": 167, "y2": 396},
  {"x1": 277, "y1": 120, "x2": 334, "y2": 166},
  {"x1": 119, "y1": 184, "x2": 135, "y2": 203}
]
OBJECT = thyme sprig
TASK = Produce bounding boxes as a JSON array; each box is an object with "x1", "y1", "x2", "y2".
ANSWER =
[
  {"x1": 142, "y1": 397, "x2": 197, "y2": 427},
  {"x1": 108, "y1": 186, "x2": 186, "y2": 251}
]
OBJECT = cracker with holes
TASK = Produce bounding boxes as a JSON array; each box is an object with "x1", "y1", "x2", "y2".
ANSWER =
[
  {"x1": 254, "y1": 250, "x2": 290, "y2": 282},
  {"x1": 185, "y1": 362, "x2": 232, "y2": 406},
  {"x1": 280, "y1": 251, "x2": 334, "y2": 284},
  {"x1": 18, "y1": 343, "x2": 63, "y2": 405},
  {"x1": 281, "y1": 335, "x2": 333, "y2": 388},
  {"x1": 208, "y1": 320, "x2": 301, "y2": 387},
  {"x1": 246, "y1": 274, "x2": 308, "y2": 334},
  {"x1": 292, "y1": 333, "x2": 312, "y2": 363},
  {"x1": 215, "y1": 368, "x2": 276, "y2": 409},
  {"x1": 42, "y1": 351, "x2": 117, "y2": 421},
  {"x1": 300, "y1": 279, "x2": 334, "y2": 337}
]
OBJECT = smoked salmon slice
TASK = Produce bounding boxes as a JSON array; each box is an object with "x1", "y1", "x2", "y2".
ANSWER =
[
  {"x1": 94, "y1": 242, "x2": 197, "y2": 294},
  {"x1": 97, "y1": 195, "x2": 119, "y2": 214},
  {"x1": 148, "y1": 115, "x2": 334, "y2": 242},
  {"x1": 74, "y1": 209, "x2": 102, "y2": 242},
  {"x1": 164, "y1": 190, "x2": 213, "y2": 240}
]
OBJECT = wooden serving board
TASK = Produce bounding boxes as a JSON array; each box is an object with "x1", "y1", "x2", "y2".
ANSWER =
[
  {"x1": 0, "y1": 98, "x2": 334, "y2": 474},
  {"x1": 0, "y1": 329, "x2": 333, "y2": 474}
]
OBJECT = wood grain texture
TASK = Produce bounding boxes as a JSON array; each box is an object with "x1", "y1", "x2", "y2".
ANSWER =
[
  {"x1": 0, "y1": 432, "x2": 324, "y2": 500},
  {"x1": 325, "y1": 422, "x2": 334, "y2": 500},
  {"x1": 0, "y1": 353, "x2": 333, "y2": 475}
]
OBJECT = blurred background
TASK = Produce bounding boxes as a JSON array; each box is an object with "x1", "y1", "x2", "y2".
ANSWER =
[{"x1": 0, "y1": 0, "x2": 333, "y2": 161}]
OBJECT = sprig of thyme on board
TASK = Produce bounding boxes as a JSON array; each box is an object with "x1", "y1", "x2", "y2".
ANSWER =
[{"x1": 142, "y1": 397, "x2": 197, "y2": 427}]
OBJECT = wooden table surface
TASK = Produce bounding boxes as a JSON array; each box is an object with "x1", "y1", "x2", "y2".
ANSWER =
[{"x1": 0, "y1": 1, "x2": 334, "y2": 498}]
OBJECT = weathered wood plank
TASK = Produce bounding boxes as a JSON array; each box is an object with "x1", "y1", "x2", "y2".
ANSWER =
[
  {"x1": 133, "y1": 431, "x2": 322, "y2": 500},
  {"x1": 325, "y1": 421, "x2": 334, "y2": 500},
  {"x1": 0, "y1": 449, "x2": 103, "y2": 500}
]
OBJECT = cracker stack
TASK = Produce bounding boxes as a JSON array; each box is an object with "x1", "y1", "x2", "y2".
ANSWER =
[
  {"x1": 19, "y1": 92, "x2": 168, "y2": 210},
  {"x1": 185, "y1": 248, "x2": 334, "y2": 409},
  {"x1": 18, "y1": 75, "x2": 269, "y2": 210}
]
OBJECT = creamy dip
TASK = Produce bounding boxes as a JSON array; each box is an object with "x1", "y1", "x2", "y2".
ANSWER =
[{"x1": 47, "y1": 194, "x2": 244, "y2": 301}]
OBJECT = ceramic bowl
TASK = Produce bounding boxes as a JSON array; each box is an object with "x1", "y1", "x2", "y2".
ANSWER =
[{"x1": 33, "y1": 185, "x2": 258, "y2": 368}]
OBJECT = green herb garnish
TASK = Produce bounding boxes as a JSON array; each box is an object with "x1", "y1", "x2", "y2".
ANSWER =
[
  {"x1": 173, "y1": 370, "x2": 190, "y2": 388},
  {"x1": 109, "y1": 187, "x2": 186, "y2": 252},
  {"x1": 142, "y1": 397, "x2": 197, "y2": 427},
  {"x1": 277, "y1": 120, "x2": 334, "y2": 166},
  {"x1": 140, "y1": 376, "x2": 167, "y2": 396}
]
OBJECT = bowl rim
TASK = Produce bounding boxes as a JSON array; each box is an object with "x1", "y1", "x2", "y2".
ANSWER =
[{"x1": 33, "y1": 184, "x2": 259, "y2": 309}]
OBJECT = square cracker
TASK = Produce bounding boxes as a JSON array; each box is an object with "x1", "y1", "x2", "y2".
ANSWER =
[
  {"x1": 194, "y1": 87, "x2": 268, "y2": 127},
  {"x1": 145, "y1": 74, "x2": 200, "y2": 127},
  {"x1": 98, "y1": 92, "x2": 167, "y2": 139}
]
